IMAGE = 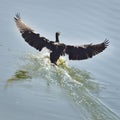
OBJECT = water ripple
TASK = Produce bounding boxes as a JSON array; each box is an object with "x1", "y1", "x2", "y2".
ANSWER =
[{"x1": 6, "y1": 53, "x2": 120, "y2": 120}]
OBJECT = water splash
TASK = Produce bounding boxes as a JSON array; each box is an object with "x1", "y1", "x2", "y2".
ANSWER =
[{"x1": 6, "y1": 53, "x2": 120, "y2": 120}]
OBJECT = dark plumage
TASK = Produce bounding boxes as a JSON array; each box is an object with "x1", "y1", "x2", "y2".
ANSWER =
[{"x1": 14, "y1": 14, "x2": 109, "y2": 64}]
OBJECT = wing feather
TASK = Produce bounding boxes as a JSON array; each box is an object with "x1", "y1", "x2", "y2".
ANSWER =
[
  {"x1": 14, "y1": 13, "x2": 34, "y2": 33},
  {"x1": 66, "y1": 40, "x2": 109, "y2": 60},
  {"x1": 14, "y1": 14, "x2": 49, "y2": 51}
]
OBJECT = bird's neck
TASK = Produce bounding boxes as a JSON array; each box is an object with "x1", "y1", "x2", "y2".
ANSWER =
[{"x1": 56, "y1": 34, "x2": 59, "y2": 42}]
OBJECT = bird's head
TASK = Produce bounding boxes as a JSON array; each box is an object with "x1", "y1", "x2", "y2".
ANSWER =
[{"x1": 56, "y1": 32, "x2": 60, "y2": 36}]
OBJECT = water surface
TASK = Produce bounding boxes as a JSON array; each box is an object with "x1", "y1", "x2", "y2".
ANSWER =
[{"x1": 0, "y1": 0, "x2": 120, "y2": 120}]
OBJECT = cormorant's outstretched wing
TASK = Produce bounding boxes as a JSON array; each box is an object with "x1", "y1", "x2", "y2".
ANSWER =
[
  {"x1": 65, "y1": 40, "x2": 109, "y2": 60},
  {"x1": 14, "y1": 13, "x2": 49, "y2": 51},
  {"x1": 14, "y1": 14, "x2": 65, "y2": 64}
]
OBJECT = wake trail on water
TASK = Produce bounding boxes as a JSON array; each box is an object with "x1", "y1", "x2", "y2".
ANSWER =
[{"x1": 6, "y1": 53, "x2": 120, "y2": 120}]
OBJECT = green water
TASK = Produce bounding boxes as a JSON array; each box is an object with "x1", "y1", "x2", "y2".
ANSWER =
[{"x1": 5, "y1": 53, "x2": 120, "y2": 120}]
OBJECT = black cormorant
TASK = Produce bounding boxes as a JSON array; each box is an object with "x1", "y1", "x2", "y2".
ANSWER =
[{"x1": 14, "y1": 14, "x2": 109, "y2": 64}]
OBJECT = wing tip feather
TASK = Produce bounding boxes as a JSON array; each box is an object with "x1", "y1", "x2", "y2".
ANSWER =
[
  {"x1": 14, "y1": 13, "x2": 21, "y2": 21},
  {"x1": 104, "y1": 39, "x2": 110, "y2": 48}
]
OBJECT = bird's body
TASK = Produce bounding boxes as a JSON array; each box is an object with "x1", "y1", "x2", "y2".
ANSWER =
[{"x1": 14, "y1": 14, "x2": 109, "y2": 64}]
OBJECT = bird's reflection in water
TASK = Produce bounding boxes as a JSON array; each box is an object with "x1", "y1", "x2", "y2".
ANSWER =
[{"x1": 5, "y1": 53, "x2": 120, "y2": 120}]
